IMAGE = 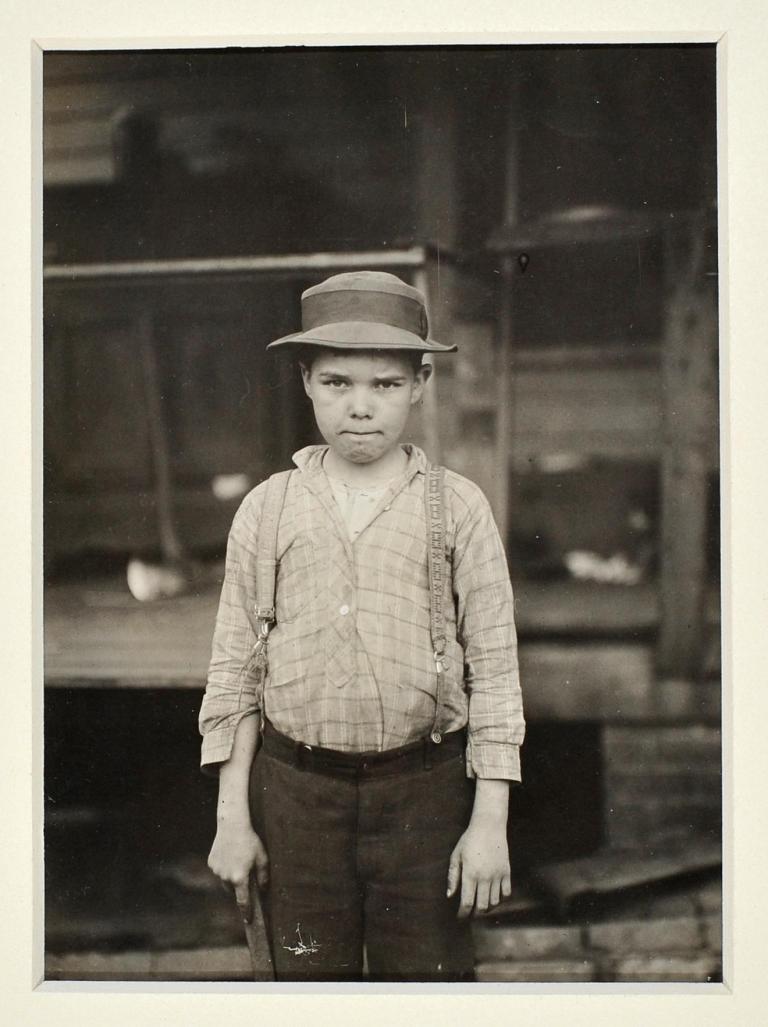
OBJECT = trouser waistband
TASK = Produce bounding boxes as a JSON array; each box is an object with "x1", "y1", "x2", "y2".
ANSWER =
[{"x1": 261, "y1": 720, "x2": 465, "y2": 778}]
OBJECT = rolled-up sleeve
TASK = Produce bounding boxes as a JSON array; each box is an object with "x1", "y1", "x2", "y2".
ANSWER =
[
  {"x1": 199, "y1": 485, "x2": 265, "y2": 774},
  {"x1": 451, "y1": 480, "x2": 525, "y2": 782}
]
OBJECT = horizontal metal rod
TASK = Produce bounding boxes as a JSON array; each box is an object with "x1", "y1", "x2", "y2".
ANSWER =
[{"x1": 43, "y1": 248, "x2": 429, "y2": 283}]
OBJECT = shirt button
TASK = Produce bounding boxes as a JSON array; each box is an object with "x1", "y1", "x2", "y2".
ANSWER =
[{"x1": 339, "y1": 604, "x2": 350, "y2": 616}]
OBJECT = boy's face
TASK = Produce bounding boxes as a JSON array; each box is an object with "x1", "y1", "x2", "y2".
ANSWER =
[{"x1": 300, "y1": 349, "x2": 431, "y2": 470}]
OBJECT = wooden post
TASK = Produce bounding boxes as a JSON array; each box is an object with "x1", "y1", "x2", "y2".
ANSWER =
[
  {"x1": 492, "y1": 73, "x2": 523, "y2": 542},
  {"x1": 494, "y1": 253, "x2": 515, "y2": 544},
  {"x1": 413, "y1": 264, "x2": 441, "y2": 464},
  {"x1": 658, "y1": 222, "x2": 717, "y2": 676},
  {"x1": 136, "y1": 308, "x2": 185, "y2": 562},
  {"x1": 412, "y1": 59, "x2": 461, "y2": 465}
]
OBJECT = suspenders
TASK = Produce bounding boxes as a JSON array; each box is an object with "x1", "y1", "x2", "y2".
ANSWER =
[
  {"x1": 251, "y1": 469, "x2": 293, "y2": 734},
  {"x1": 252, "y1": 464, "x2": 450, "y2": 743},
  {"x1": 425, "y1": 464, "x2": 448, "y2": 744}
]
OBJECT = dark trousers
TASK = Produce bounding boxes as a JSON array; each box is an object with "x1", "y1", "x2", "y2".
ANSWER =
[{"x1": 249, "y1": 725, "x2": 476, "y2": 981}]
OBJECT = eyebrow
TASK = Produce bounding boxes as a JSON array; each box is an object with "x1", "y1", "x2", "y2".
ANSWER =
[{"x1": 317, "y1": 370, "x2": 407, "y2": 384}]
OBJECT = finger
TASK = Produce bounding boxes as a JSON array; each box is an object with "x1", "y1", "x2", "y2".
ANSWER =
[
  {"x1": 458, "y1": 874, "x2": 476, "y2": 920},
  {"x1": 234, "y1": 879, "x2": 253, "y2": 924},
  {"x1": 254, "y1": 841, "x2": 270, "y2": 890},
  {"x1": 501, "y1": 872, "x2": 513, "y2": 899},
  {"x1": 474, "y1": 880, "x2": 491, "y2": 916},
  {"x1": 446, "y1": 852, "x2": 461, "y2": 897},
  {"x1": 490, "y1": 877, "x2": 501, "y2": 908}
]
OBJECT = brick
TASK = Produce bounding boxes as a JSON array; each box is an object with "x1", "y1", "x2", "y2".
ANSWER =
[
  {"x1": 655, "y1": 679, "x2": 721, "y2": 720},
  {"x1": 608, "y1": 798, "x2": 722, "y2": 818},
  {"x1": 605, "y1": 818, "x2": 721, "y2": 851},
  {"x1": 702, "y1": 915, "x2": 722, "y2": 953},
  {"x1": 45, "y1": 950, "x2": 153, "y2": 980},
  {"x1": 150, "y1": 946, "x2": 252, "y2": 980},
  {"x1": 473, "y1": 924, "x2": 583, "y2": 961},
  {"x1": 475, "y1": 959, "x2": 595, "y2": 983},
  {"x1": 615, "y1": 891, "x2": 699, "y2": 920},
  {"x1": 605, "y1": 780, "x2": 722, "y2": 808},
  {"x1": 610, "y1": 953, "x2": 721, "y2": 983},
  {"x1": 603, "y1": 726, "x2": 721, "y2": 768},
  {"x1": 605, "y1": 763, "x2": 722, "y2": 784},
  {"x1": 588, "y1": 916, "x2": 701, "y2": 954}
]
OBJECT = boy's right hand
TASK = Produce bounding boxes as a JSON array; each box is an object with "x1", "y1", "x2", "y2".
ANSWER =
[{"x1": 207, "y1": 822, "x2": 269, "y2": 918}]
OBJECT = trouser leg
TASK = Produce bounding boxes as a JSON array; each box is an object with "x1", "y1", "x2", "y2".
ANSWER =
[
  {"x1": 249, "y1": 749, "x2": 364, "y2": 981},
  {"x1": 360, "y1": 749, "x2": 476, "y2": 981}
]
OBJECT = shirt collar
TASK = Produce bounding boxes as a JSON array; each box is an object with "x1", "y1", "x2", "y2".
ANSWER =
[{"x1": 291, "y1": 443, "x2": 428, "y2": 480}]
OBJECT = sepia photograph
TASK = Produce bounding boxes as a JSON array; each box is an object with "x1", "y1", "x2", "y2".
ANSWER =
[{"x1": 40, "y1": 43, "x2": 722, "y2": 984}]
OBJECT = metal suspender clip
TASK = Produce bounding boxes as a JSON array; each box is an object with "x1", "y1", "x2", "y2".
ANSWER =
[
  {"x1": 426, "y1": 464, "x2": 448, "y2": 747},
  {"x1": 252, "y1": 612, "x2": 273, "y2": 658},
  {"x1": 431, "y1": 647, "x2": 445, "y2": 744}
]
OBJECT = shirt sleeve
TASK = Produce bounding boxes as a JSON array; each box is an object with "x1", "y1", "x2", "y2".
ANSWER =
[
  {"x1": 450, "y1": 478, "x2": 525, "y2": 782},
  {"x1": 198, "y1": 484, "x2": 265, "y2": 775}
]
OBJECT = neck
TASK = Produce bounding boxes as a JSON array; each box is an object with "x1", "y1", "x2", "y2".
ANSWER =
[{"x1": 324, "y1": 445, "x2": 408, "y2": 487}]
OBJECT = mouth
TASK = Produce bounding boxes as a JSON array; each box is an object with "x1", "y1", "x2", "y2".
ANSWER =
[{"x1": 342, "y1": 430, "x2": 380, "y2": 436}]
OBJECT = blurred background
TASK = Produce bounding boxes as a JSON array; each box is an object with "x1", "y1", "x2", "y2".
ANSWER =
[{"x1": 42, "y1": 45, "x2": 721, "y2": 983}]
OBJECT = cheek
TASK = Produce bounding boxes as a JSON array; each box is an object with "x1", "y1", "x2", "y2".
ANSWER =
[
  {"x1": 391, "y1": 391, "x2": 416, "y2": 416},
  {"x1": 310, "y1": 390, "x2": 340, "y2": 411}
]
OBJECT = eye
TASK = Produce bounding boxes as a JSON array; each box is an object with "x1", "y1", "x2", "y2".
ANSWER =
[
  {"x1": 375, "y1": 381, "x2": 400, "y2": 391},
  {"x1": 326, "y1": 378, "x2": 348, "y2": 389}
]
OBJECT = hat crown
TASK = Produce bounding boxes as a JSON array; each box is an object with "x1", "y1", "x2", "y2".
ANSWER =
[
  {"x1": 300, "y1": 270, "x2": 429, "y2": 340},
  {"x1": 265, "y1": 268, "x2": 457, "y2": 353},
  {"x1": 301, "y1": 270, "x2": 425, "y2": 306}
]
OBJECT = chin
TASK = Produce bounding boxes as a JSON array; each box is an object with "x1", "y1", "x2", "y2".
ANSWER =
[{"x1": 336, "y1": 436, "x2": 389, "y2": 463}]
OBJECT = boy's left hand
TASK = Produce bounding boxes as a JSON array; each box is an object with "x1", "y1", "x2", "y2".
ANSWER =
[{"x1": 447, "y1": 820, "x2": 511, "y2": 918}]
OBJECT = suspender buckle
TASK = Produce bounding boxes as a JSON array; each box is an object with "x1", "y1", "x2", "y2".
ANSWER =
[
  {"x1": 253, "y1": 618, "x2": 271, "y2": 657},
  {"x1": 434, "y1": 649, "x2": 445, "y2": 675}
]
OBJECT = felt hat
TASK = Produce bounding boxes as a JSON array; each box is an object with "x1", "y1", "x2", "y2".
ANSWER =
[{"x1": 266, "y1": 270, "x2": 456, "y2": 353}]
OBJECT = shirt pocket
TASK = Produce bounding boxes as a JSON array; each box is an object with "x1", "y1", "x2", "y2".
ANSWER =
[{"x1": 275, "y1": 531, "x2": 328, "y2": 624}]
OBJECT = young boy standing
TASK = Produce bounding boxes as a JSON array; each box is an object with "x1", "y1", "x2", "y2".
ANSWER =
[{"x1": 199, "y1": 270, "x2": 525, "y2": 981}]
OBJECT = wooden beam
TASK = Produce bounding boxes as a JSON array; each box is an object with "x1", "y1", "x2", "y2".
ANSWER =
[{"x1": 43, "y1": 248, "x2": 430, "y2": 283}]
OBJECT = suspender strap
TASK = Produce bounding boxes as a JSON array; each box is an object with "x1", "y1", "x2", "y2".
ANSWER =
[
  {"x1": 255, "y1": 469, "x2": 293, "y2": 622},
  {"x1": 425, "y1": 464, "x2": 447, "y2": 744},
  {"x1": 252, "y1": 469, "x2": 292, "y2": 730}
]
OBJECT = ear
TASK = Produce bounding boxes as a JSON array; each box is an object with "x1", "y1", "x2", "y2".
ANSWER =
[
  {"x1": 299, "y1": 362, "x2": 312, "y2": 397},
  {"x1": 410, "y1": 362, "x2": 432, "y2": 405}
]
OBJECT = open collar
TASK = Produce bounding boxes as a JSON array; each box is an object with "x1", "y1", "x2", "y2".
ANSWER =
[{"x1": 291, "y1": 444, "x2": 428, "y2": 552}]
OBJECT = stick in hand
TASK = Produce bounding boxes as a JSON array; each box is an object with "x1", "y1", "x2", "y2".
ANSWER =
[{"x1": 236, "y1": 874, "x2": 275, "y2": 981}]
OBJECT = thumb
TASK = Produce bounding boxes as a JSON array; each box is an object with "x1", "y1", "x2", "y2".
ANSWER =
[
  {"x1": 234, "y1": 877, "x2": 253, "y2": 924},
  {"x1": 253, "y1": 837, "x2": 270, "y2": 891},
  {"x1": 446, "y1": 847, "x2": 461, "y2": 897}
]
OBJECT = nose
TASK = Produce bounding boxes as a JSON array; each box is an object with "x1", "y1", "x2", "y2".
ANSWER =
[{"x1": 347, "y1": 385, "x2": 374, "y2": 419}]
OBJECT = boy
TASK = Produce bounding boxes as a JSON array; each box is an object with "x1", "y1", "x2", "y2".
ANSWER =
[{"x1": 199, "y1": 270, "x2": 525, "y2": 981}]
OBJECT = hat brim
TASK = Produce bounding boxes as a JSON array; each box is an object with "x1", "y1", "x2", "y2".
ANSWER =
[{"x1": 266, "y1": 321, "x2": 456, "y2": 353}]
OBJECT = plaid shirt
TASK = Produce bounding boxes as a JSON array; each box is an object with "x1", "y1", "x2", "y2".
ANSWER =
[{"x1": 199, "y1": 444, "x2": 525, "y2": 780}]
